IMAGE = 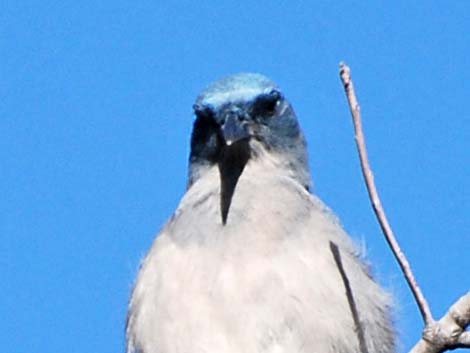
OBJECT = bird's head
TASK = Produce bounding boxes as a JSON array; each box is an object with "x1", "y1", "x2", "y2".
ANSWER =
[{"x1": 188, "y1": 73, "x2": 311, "y2": 223}]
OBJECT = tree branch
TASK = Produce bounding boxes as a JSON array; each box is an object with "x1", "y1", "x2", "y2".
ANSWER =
[
  {"x1": 330, "y1": 241, "x2": 369, "y2": 353},
  {"x1": 338, "y1": 62, "x2": 470, "y2": 353},
  {"x1": 410, "y1": 293, "x2": 470, "y2": 353},
  {"x1": 338, "y1": 63, "x2": 433, "y2": 324}
]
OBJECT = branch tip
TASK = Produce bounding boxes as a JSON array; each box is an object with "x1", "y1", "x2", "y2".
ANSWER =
[
  {"x1": 339, "y1": 63, "x2": 351, "y2": 85},
  {"x1": 338, "y1": 64, "x2": 433, "y2": 325},
  {"x1": 339, "y1": 65, "x2": 470, "y2": 353}
]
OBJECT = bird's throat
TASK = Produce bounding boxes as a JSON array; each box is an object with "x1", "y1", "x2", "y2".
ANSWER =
[{"x1": 218, "y1": 141, "x2": 251, "y2": 225}]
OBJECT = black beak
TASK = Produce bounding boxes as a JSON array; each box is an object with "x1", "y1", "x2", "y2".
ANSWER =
[{"x1": 221, "y1": 112, "x2": 250, "y2": 146}]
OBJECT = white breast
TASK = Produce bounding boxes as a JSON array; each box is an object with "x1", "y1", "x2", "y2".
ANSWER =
[{"x1": 126, "y1": 156, "x2": 395, "y2": 353}]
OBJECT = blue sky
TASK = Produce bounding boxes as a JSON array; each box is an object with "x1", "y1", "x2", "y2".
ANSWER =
[{"x1": 2, "y1": 1, "x2": 468, "y2": 352}]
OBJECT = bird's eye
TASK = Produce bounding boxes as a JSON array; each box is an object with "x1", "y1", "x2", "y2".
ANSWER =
[
  {"x1": 193, "y1": 104, "x2": 216, "y2": 121},
  {"x1": 253, "y1": 89, "x2": 282, "y2": 116}
]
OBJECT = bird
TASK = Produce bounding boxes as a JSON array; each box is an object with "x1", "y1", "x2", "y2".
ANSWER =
[{"x1": 126, "y1": 73, "x2": 395, "y2": 353}]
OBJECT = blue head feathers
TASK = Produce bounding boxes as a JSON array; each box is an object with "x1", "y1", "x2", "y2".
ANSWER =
[{"x1": 189, "y1": 73, "x2": 311, "y2": 194}]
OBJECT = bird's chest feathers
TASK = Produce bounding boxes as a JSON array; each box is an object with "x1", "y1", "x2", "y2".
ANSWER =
[
  {"x1": 159, "y1": 158, "x2": 315, "y2": 301},
  {"x1": 169, "y1": 156, "x2": 311, "y2": 248},
  {"x1": 133, "y1": 160, "x2": 348, "y2": 353}
]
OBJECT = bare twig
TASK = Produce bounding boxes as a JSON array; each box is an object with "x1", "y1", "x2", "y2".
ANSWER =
[
  {"x1": 410, "y1": 293, "x2": 470, "y2": 353},
  {"x1": 330, "y1": 241, "x2": 369, "y2": 353},
  {"x1": 338, "y1": 63, "x2": 470, "y2": 353},
  {"x1": 338, "y1": 63, "x2": 433, "y2": 325}
]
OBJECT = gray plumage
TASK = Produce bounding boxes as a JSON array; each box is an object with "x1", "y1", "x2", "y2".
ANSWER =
[{"x1": 126, "y1": 73, "x2": 395, "y2": 353}]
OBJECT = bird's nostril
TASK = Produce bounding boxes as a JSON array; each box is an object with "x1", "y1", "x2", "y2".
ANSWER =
[
  {"x1": 228, "y1": 111, "x2": 246, "y2": 122},
  {"x1": 224, "y1": 112, "x2": 246, "y2": 126}
]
